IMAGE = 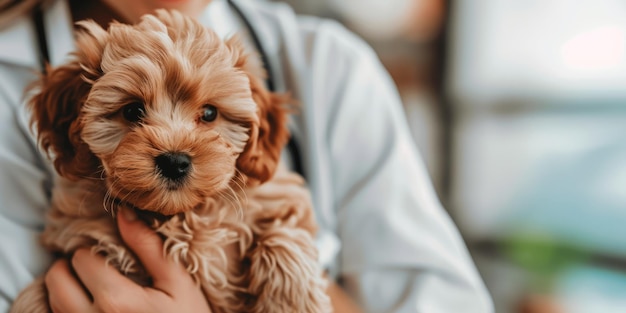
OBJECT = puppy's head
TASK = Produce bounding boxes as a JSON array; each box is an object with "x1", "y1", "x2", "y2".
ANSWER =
[{"x1": 30, "y1": 10, "x2": 289, "y2": 215}]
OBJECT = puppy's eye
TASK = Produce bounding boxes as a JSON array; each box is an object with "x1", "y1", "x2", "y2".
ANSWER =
[
  {"x1": 202, "y1": 105, "x2": 218, "y2": 122},
  {"x1": 122, "y1": 102, "x2": 146, "y2": 123}
]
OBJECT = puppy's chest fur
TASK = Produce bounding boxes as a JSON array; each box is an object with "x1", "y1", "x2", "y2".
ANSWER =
[{"x1": 41, "y1": 166, "x2": 319, "y2": 312}]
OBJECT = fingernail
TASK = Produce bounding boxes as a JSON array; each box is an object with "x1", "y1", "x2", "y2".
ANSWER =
[{"x1": 121, "y1": 207, "x2": 137, "y2": 221}]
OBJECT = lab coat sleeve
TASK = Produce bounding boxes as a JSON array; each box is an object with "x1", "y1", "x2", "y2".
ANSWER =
[
  {"x1": 0, "y1": 64, "x2": 53, "y2": 312},
  {"x1": 305, "y1": 21, "x2": 494, "y2": 312}
]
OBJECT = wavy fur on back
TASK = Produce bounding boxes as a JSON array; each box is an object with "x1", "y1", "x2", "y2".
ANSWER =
[{"x1": 11, "y1": 9, "x2": 330, "y2": 313}]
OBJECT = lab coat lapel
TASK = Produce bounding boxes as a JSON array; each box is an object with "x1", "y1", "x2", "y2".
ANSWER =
[{"x1": 0, "y1": 0, "x2": 74, "y2": 70}]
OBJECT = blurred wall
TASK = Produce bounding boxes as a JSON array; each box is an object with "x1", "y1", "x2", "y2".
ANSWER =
[{"x1": 447, "y1": 1, "x2": 626, "y2": 313}]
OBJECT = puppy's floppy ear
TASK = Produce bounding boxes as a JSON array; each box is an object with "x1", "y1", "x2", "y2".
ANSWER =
[
  {"x1": 227, "y1": 37, "x2": 290, "y2": 185},
  {"x1": 30, "y1": 20, "x2": 108, "y2": 180}
]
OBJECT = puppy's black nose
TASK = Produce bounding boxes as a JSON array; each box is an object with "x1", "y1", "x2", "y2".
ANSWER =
[{"x1": 155, "y1": 152, "x2": 191, "y2": 180}]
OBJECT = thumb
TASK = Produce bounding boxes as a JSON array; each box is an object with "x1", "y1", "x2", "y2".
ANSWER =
[{"x1": 117, "y1": 207, "x2": 187, "y2": 291}]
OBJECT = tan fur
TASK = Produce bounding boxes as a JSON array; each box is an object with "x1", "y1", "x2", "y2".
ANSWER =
[{"x1": 11, "y1": 10, "x2": 330, "y2": 313}]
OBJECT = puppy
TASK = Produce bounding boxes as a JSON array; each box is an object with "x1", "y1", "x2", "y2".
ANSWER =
[{"x1": 11, "y1": 9, "x2": 331, "y2": 313}]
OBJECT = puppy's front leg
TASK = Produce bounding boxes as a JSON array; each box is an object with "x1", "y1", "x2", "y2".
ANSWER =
[
  {"x1": 243, "y1": 167, "x2": 332, "y2": 312},
  {"x1": 246, "y1": 206, "x2": 332, "y2": 313}
]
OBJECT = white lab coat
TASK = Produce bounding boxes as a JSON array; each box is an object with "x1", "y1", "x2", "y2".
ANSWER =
[{"x1": 0, "y1": 0, "x2": 493, "y2": 312}]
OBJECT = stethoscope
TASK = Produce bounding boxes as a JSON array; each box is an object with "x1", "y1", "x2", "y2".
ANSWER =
[{"x1": 32, "y1": 0, "x2": 305, "y2": 179}]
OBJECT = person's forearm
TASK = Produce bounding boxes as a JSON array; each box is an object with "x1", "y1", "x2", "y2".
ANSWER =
[{"x1": 327, "y1": 282, "x2": 363, "y2": 313}]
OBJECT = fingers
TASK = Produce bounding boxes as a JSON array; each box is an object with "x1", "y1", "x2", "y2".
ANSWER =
[
  {"x1": 117, "y1": 207, "x2": 189, "y2": 292},
  {"x1": 45, "y1": 259, "x2": 92, "y2": 313},
  {"x1": 71, "y1": 248, "x2": 140, "y2": 301}
]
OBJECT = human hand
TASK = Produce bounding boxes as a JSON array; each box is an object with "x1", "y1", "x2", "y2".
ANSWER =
[{"x1": 44, "y1": 207, "x2": 212, "y2": 313}]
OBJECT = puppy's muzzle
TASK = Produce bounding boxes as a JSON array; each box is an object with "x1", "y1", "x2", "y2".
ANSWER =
[{"x1": 155, "y1": 152, "x2": 191, "y2": 180}]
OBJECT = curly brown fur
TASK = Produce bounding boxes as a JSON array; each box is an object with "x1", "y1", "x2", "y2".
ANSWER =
[{"x1": 11, "y1": 10, "x2": 330, "y2": 313}]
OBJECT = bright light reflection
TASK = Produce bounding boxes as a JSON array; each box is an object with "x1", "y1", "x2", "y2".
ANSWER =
[{"x1": 561, "y1": 26, "x2": 625, "y2": 70}]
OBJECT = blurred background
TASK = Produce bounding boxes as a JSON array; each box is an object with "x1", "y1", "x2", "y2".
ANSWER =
[{"x1": 274, "y1": 0, "x2": 626, "y2": 312}]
